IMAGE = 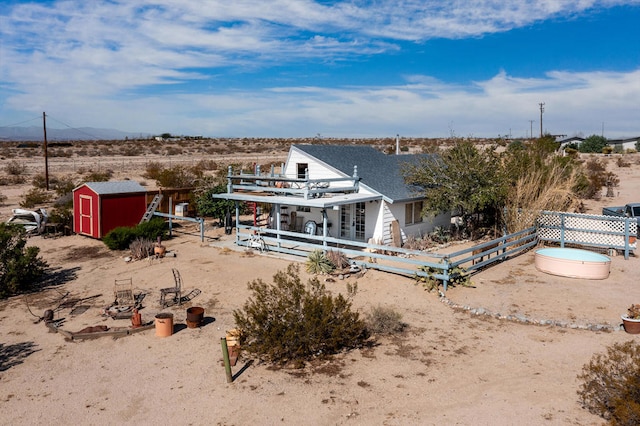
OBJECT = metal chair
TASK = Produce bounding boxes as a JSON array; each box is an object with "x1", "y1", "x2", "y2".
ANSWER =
[
  {"x1": 160, "y1": 269, "x2": 182, "y2": 308},
  {"x1": 114, "y1": 278, "x2": 135, "y2": 307}
]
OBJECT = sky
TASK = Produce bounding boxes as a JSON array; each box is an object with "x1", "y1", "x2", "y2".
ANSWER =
[{"x1": 1, "y1": 0, "x2": 639, "y2": 139}]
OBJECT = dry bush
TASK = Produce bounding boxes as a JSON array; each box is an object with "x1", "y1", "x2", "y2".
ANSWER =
[
  {"x1": 20, "y1": 188, "x2": 52, "y2": 208},
  {"x1": 577, "y1": 340, "x2": 640, "y2": 425},
  {"x1": 325, "y1": 250, "x2": 350, "y2": 269},
  {"x1": 366, "y1": 305, "x2": 406, "y2": 335},
  {"x1": 504, "y1": 161, "x2": 580, "y2": 233},
  {"x1": 129, "y1": 237, "x2": 155, "y2": 260},
  {"x1": 4, "y1": 159, "x2": 26, "y2": 175},
  {"x1": 617, "y1": 157, "x2": 631, "y2": 167}
]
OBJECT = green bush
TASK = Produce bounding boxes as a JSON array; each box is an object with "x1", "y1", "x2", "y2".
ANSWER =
[
  {"x1": 0, "y1": 223, "x2": 48, "y2": 299},
  {"x1": 577, "y1": 340, "x2": 640, "y2": 425},
  {"x1": 306, "y1": 249, "x2": 335, "y2": 274},
  {"x1": 102, "y1": 218, "x2": 167, "y2": 250},
  {"x1": 233, "y1": 264, "x2": 369, "y2": 365},
  {"x1": 20, "y1": 188, "x2": 52, "y2": 208}
]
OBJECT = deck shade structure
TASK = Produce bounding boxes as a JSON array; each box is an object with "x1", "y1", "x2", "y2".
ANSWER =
[{"x1": 73, "y1": 181, "x2": 147, "y2": 238}]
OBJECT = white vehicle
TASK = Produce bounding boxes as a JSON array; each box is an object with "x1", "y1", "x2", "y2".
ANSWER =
[{"x1": 6, "y1": 208, "x2": 48, "y2": 234}]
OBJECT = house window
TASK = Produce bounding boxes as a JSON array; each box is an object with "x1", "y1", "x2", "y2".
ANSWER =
[
  {"x1": 297, "y1": 163, "x2": 308, "y2": 179},
  {"x1": 405, "y1": 201, "x2": 424, "y2": 226}
]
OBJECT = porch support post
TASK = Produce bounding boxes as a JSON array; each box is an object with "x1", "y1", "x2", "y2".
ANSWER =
[
  {"x1": 275, "y1": 203, "x2": 282, "y2": 247},
  {"x1": 227, "y1": 166, "x2": 233, "y2": 193},
  {"x1": 168, "y1": 197, "x2": 173, "y2": 238},
  {"x1": 234, "y1": 202, "x2": 240, "y2": 245},
  {"x1": 353, "y1": 165, "x2": 359, "y2": 192},
  {"x1": 322, "y1": 209, "x2": 328, "y2": 250}
]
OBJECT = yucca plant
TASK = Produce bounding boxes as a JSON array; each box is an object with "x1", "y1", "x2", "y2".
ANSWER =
[{"x1": 306, "y1": 249, "x2": 335, "y2": 274}]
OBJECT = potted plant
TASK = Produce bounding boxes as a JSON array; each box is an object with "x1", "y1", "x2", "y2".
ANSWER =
[{"x1": 621, "y1": 304, "x2": 640, "y2": 334}]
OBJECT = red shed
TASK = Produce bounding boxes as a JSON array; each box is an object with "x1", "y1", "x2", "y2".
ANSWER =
[{"x1": 73, "y1": 181, "x2": 148, "y2": 238}]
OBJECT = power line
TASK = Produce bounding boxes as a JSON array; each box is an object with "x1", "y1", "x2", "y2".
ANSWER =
[
  {"x1": 0, "y1": 116, "x2": 42, "y2": 128},
  {"x1": 43, "y1": 114, "x2": 102, "y2": 140}
]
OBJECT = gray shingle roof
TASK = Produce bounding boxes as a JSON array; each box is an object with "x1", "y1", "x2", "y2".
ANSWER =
[
  {"x1": 78, "y1": 180, "x2": 146, "y2": 195},
  {"x1": 292, "y1": 145, "x2": 431, "y2": 202}
]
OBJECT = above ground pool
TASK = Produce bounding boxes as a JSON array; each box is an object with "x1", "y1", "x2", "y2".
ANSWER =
[{"x1": 534, "y1": 247, "x2": 611, "y2": 279}]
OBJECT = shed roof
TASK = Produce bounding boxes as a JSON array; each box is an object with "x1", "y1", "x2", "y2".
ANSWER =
[
  {"x1": 291, "y1": 145, "x2": 431, "y2": 203},
  {"x1": 76, "y1": 181, "x2": 147, "y2": 195}
]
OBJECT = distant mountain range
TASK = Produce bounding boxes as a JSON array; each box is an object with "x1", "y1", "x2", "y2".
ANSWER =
[{"x1": 0, "y1": 126, "x2": 151, "y2": 141}]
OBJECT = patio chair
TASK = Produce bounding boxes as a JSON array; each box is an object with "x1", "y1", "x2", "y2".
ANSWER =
[
  {"x1": 114, "y1": 278, "x2": 135, "y2": 307},
  {"x1": 160, "y1": 268, "x2": 182, "y2": 308}
]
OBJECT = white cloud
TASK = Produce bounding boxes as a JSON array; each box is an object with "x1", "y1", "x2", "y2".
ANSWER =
[{"x1": 1, "y1": 1, "x2": 639, "y2": 137}]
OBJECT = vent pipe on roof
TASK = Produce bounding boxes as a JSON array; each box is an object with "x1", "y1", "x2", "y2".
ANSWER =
[{"x1": 395, "y1": 134, "x2": 400, "y2": 155}]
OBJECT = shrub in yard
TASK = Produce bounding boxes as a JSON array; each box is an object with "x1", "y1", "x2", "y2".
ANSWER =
[
  {"x1": 20, "y1": 188, "x2": 52, "y2": 208},
  {"x1": 577, "y1": 340, "x2": 640, "y2": 425},
  {"x1": 366, "y1": 305, "x2": 406, "y2": 335},
  {"x1": 102, "y1": 218, "x2": 167, "y2": 250},
  {"x1": 306, "y1": 249, "x2": 335, "y2": 274},
  {"x1": 233, "y1": 264, "x2": 369, "y2": 365},
  {"x1": 0, "y1": 223, "x2": 48, "y2": 299},
  {"x1": 325, "y1": 250, "x2": 350, "y2": 269}
]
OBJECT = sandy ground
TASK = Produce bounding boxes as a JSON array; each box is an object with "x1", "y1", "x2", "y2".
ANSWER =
[{"x1": 1, "y1": 154, "x2": 640, "y2": 425}]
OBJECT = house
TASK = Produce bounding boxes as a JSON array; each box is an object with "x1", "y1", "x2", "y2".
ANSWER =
[
  {"x1": 73, "y1": 181, "x2": 147, "y2": 238},
  {"x1": 607, "y1": 137, "x2": 639, "y2": 152},
  {"x1": 215, "y1": 144, "x2": 450, "y2": 246}
]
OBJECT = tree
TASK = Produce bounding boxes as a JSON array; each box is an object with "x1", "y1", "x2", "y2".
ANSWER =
[
  {"x1": 579, "y1": 135, "x2": 608, "y2": 153},
  {"x1": 193, "y1": 178, "x2": 236, "y2": 223},
  {"x1": 0, "y1": 224, "x2": 48, "y2": 298},
  {"x1": 403, "y1": 140, "x2": 506, "y2": 235}
]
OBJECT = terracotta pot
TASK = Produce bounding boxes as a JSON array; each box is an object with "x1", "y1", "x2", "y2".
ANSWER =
[
  {"x1": 154, "y1": 245, "x2": 166, "y2": 258},
  {"x1": 155, "y1": 313, "x2": 174, "y2": 337},
  {"x1": 621, "y1": 315, "x2": 640, "y2": 334},
  {"x1": 131, "y1": 309, "x2": 142, "y2": 328}
]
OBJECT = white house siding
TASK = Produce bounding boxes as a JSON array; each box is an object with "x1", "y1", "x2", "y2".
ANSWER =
[
  {"x1": 284, "y1": 149, "x2": 375, "y2": 195},
  {"x1": 381, "y1": 202, "x2": 450, "y2": 244}
]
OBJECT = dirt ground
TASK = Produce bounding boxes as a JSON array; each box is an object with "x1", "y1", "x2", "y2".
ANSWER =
[{"x1": 1, "y1": 153, "x2": 640, "y2": 425}]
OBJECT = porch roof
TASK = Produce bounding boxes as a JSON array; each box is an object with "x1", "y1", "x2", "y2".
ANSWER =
[{"x1": 213, "y1": 191, "x2": 381, "y2": 208}]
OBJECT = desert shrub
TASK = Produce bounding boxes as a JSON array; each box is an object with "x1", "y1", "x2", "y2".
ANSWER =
[
  {"x1": 84, "y1": 170, "x2": 112, "y2": 182},
  {"x1": 0, "y1": 192, "x2": 6, "y2": 205},
  {"x1": 19, "y1": 188, "x2": 52, "y2": 208},
  {"x1": 577, "y1": 340, "x2": 640, "y2": 425},
  {"x1": 325, "y1": 250, "x2": 349, "y2": 269},
  {"x1": 233, "y1": 264, "x2": 369, "y2": 365},
  {"x1": 102, "y1": 227, "x2": 136, "y2": 250},
  {"x1": 155, "y1": 165, "x2": 197, "y2": 188},
  {"x1": 416, "y1": 265, "x2": 471, "y2": 292},
  {"x1": 306, "y1": 249, "x2": 335, "y2": 274},
  {"x1": 53, "y1": 176, "x2": 78, "y2": 197},
  {"x1": 47, "y1": 205, "x2": 73, "y2": 230},
  {"x1": 102, "y1": 218, "x2": 167, "y2": 250},
  {"x1": 129, "y1": 237, "x2": 155, "y2": 260},
  {"x1": 143, "y1": 161, "x2": 163, "y2": 180},
  {"x1": 617, "y1": 157, "x2": 631, "y2": 168},
  {"x1": 4, "y1": 159, "x2": 26, "y2": 175},
  {"x1": 0, "y1": 223, "x2": 48, "y2": 299},
  {"x1": 366, "y1": 305, "x2": 406, "y2": 335},
  {"x1": 31, "y1": 174, "x2": 48, "y2": 189}
]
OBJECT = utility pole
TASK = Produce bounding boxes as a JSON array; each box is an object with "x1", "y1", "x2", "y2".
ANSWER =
[
  {"x1": 528, "y1": 120, "x2": 535, "y2": 138},
  {"x1": 539, "y1": 102, "x2": 545, "y2": 138},
  {"x1": 43, "y1": 112, "x2": 49, "y2": 190}
]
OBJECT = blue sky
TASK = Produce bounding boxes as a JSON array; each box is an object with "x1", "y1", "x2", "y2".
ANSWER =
[{"x1": 1, "y1": 0, "x2": 639, "y2": 138}]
